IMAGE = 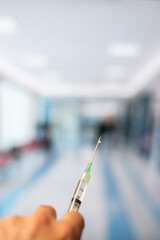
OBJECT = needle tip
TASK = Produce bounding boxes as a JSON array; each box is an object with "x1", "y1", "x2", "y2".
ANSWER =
[{"x1": 98, "y1": 136, "x2": 102, "y2": 144}]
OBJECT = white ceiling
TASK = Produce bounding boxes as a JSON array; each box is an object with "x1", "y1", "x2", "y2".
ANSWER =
[{"x1": 0, "y1": 0, "x2": 160, "y2": 98}]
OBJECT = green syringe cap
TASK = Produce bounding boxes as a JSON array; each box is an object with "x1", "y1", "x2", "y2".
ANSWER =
[{"x1": 85, "y1": 162, "x2": 92, "y2": 174}]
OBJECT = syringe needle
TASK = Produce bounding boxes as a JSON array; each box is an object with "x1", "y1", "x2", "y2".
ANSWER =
[
  {"x1": 68, "y1": 136, "x2": 102, "y2": 212},
  {"x1": 90, "y1": 136, "x2": 102, "y2": 163}
]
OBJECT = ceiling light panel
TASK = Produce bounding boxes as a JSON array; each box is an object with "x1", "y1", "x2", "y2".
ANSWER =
[
  {"x1": 0, "y1": 17, "x2": 18, "y2": 34},
  {"x1": 107, "y1": 42, "x2": 140, "y2": 58}
]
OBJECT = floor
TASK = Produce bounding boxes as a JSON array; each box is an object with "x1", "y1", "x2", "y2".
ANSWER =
[{"x1": 0, "y1": 142, "x2": 160, "y2": 240}]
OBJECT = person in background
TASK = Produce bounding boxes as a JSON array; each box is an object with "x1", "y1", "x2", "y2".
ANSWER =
[{"x1": 0, "y1": 205, "x2": 84, "y2": 240}]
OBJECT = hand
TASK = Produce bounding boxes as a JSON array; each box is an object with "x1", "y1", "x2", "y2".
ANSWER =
[{"x1": 0, "y1": 205, "x2": 84, "y2": 240}]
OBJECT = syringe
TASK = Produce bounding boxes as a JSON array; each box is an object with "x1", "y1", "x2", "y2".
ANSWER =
[{"x1": 68, "y1": 137, "x2": 102, "y2": 212}]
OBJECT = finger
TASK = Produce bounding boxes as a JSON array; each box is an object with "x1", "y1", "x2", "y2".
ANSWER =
[
  {"x1": 60, "y1": 211, "x2": 84, "y2": 238},
  {"x1": 33, "y1": 205, "x2": 57, "y2": 219}
]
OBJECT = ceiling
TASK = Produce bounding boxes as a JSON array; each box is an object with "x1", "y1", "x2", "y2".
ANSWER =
[{"x1": 0, "y1": 0, "x2": 160, "y2": 98}]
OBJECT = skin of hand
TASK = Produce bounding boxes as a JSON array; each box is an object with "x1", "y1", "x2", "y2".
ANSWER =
[{"x1": 0, "y1": 205, "x2": 84, "y2": 240}]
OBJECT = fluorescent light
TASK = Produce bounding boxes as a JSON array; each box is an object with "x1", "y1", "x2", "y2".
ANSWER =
[
  {"x1": 107, "y1": 42, "x2": 140, "y2": 58},
  {"x1": 3, "y1": 48, "x2": 160, "y2": 99},
  {"x1": 0, "y1": 17, "x2": 18, "y2": 34},
  {"x1": 0, "y1": 54, "x2": 129, "y2": 98},
  {"x1": 103, "y1": 65, "x2": 128, "y2": 80},
  {"x1": 25, "y1": 54, "x2": 48, "y2": 68}
]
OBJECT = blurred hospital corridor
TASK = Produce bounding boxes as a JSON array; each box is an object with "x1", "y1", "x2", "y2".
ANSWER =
[
  {"x1": 0, "y1": 0, "x2": 160, "y2": 240},
  {"x1": 0, "y1": 99, "x2": 160, "y2": 240}
]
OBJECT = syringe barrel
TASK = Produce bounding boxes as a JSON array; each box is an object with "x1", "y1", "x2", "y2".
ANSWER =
[{"x1": 68, "y1": 172, "x2": 90, "y2": 212}]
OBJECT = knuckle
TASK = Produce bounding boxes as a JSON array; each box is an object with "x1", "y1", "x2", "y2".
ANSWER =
[
  {"x1": 8, "y1": 216, "x2": 21, "y2": 224},
  {"x1": 37, "y1": 205, "x2": 56, "y2": 217},
  {"x1": 35, "y1": 213, "x2": 50, "y2": 226}
]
